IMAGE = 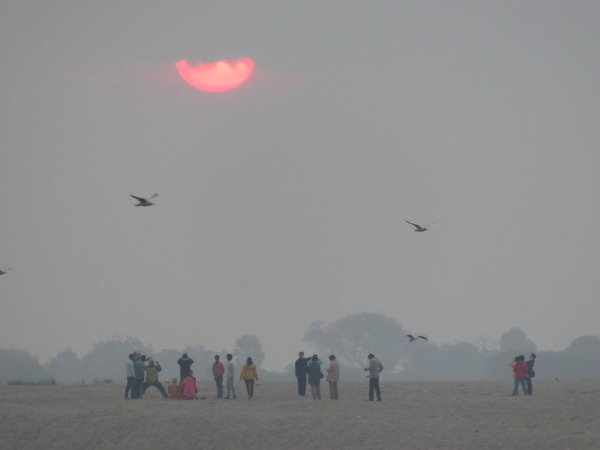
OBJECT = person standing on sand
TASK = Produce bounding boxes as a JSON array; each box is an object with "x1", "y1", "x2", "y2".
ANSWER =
[
  {"x1": 325, "y1": 354, "x2": 340, "y2": 400},
  {"x1": 212, "y1": 355, "x2": 225, "y2": 399},
  {"x1": 132, "y1": 355, "x2": 147, "y2": 399},
  {"x1": 240, "y1": 357, "x2": 259, "y2": 399},
  {"x1": 294, "y1": 351, "x2": 311, "y2": 396},
  {"x1": 307, "y1": 354, "x2": 322, "y2": 400},
  {"x1": 526, "y1": 353, "x2": 536, "y2": 395},
  {"x1": 224, "y1": 354, "x2": 237, "y2": 400},
  {"x1": 177, "y1": 353, "x2": 193, "y2": 385},
  {"x1": 511, "y1": 355, "x2": 529, "y2": 396},
  {"x1": 181, "y1": 370, "x2": 198, "y2": 399},
  {"x1": 364, "y1": 353, "x2": 383, "y2": 401},
  {"x1": 125, "y1": 353, "x2": 135, "y2": 399},
  {"x1": 142, "y1": 359, "x2": 168, "y2": 398}
]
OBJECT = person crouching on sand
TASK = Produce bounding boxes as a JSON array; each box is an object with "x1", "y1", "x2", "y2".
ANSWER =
[
  {"x1": 168, "y1": 377, "x2": 182, "y2": 399},
  {"x1": 240, "y1": 357, "x2": 259, "y2": 399},
  {"x1": 181, "y1": 370, "x2": 198, "y2": 399}
]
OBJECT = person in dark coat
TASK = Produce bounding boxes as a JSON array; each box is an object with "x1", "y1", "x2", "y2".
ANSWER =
[
  {"x1": 526, "y1": 353, "x2": 536, "y2": 395},
  {"x1": 177, "y1": 353, "x2": 193, "y2": 384},
  {"x1": 306, "y1": 354, "x2": 322, "y2": 400},
  {"x1": 294, "y1": 351, "x2": 310, "y2": 396}
]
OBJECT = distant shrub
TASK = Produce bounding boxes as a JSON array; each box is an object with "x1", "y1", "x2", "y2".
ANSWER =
[
  {"x1": 7, "y1": 378, "x2": 56, "y2": 386},
  {"x1": 92, "y1": 378, "x2": 113, "y2": 385}
]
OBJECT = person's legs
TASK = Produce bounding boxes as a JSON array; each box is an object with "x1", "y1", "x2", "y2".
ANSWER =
[
  {"x1": 525, "y1": 377, "x2": 533, "y2": 395},
  {"x1": 332, "y1": 381, "x2": 338, "y2": 400},
  {"x1": 512, "y1": 378, "x2": 520, "y2": 395},
  {"x1": 373, "y1": 378, "x2": 381, "y2": 401},
  {"x1": 519, "y1": 378, "x2": 528, "y2": 395},
  {"x1": 310, "y1": 382, "x2": 317, "y2": 400},
  {"x1": 315, "y1": 381, "x2": 321, "y2": 400},
  {"x1": 215, "y1": 376, "x2": 223, "y2": 398},
  {"x1": 142, "y1": 381, "x2": 150, "y2": 393},
  {"x1": 125, "y1": 376, "x2": 134, "y2": 399},
  {"x1": 154, "y1": 381, "x2": 168, "y2": 398},
  {"x1": 298, "y1": 375, "x2": 306, "y2": 395},
  {"x1": 328, "y1": 381, "x2": 334, "y2": 400},
  {"x1": 249, "y1": 379, "x2": 254, "y2": 398},
  {"x1": 368, "y1": 378, "x2": 375, "y2": 400}
]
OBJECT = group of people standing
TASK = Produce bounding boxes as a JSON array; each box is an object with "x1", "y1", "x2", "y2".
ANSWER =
[
  {"x1": 510, "y1": 353, "x2": 537, "y2": 396},
  {"x1": 126, "y1": 352, "x2": 260, "y2": 400},
  {"x1": 125, "y1": 352, "x2": 168, "y2": 399},
  {"x1": 295, "y1": 352, "x2": 384, "y2": 401}
]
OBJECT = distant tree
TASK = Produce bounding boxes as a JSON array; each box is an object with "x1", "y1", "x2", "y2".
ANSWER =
[
  {"x1": 499, "y1": 327, "x2": 537, "y2": 353},
  {"x1": 233, "y1": 335, "x2": 265, "y2": 369},
  {"x1": 46, "y1": 349, "x2": 81, "y2": 383},
  {"x1": 303, "y1": 313, "x2": 408, "y2": 377},
  {"x1": 566, "y1": 336, "x2": 600, "y2": 355},
  {"x1": 0, "y1": 348, "x2": 51, "y2": 383}
]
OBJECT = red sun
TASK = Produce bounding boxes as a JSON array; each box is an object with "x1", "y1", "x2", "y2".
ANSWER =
[{"x1": 175, "y1": 58, "x2": 255, "y2": 93}]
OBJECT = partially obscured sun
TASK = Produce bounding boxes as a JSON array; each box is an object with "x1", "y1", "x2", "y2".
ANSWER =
[{"x1": 175, "y1": 58, "x2": 255, "y2": 93}]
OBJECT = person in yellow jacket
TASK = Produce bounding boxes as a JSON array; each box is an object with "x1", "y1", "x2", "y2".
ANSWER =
[
  {"x1": 239, "y1": 357, "x2": 259, "y2": 399},
  {"x1": 143, "y1": 359, "x2": 167, "y2": 398}
]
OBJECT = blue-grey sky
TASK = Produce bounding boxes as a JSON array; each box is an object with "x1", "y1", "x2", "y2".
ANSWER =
[{"x1": 1, "y1": 1, "x2": 599, "y2": 369}]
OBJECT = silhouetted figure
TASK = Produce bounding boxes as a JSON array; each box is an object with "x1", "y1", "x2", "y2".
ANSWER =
[
  {"x1": 132, "y1": 354, "x2": 147, "y2": 399},
  {"x1": 124, "y1": 353, "x2": 135, "y2": 399},
  {"x1": 177, "y1": 353, "x2": 193, "y2": 384},
  {"x1": 526, "y1": 353, "x2": 536, "y2": 395},
  {"x1": 325, "y1": 354, "x2": 340, "y2": 400},
  {"x1": 212, "y1": 355, "x2": 225, "y2": 399},
  {"x1": 224, "y1": 354, "x2": 236, "y2": 400},
  {"x1": 307, "y1": 354, "x2": 322, "y2": 400},
  {"x1": 294, "y1": 351, "x2": 310, "y2": 396},
  {"x1": 143, "y1": 359, "x2": 167, "y2": 397},
  {"x1": 364, "y1": 353, "x2": 383, "y2": 401},
  {"x1": 240, "y1": 357, "x2": 259, "y2": 399},
  {"x1": 511, "y1": 355, "x2": 529, "y2": 396}
]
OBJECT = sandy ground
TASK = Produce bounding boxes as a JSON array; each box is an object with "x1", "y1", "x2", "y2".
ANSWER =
[{"x1": 1, "y1": 380, "x2": 599, "y2": 449}]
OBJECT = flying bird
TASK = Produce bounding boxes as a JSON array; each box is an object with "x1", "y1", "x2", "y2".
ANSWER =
[
  {"x1": 406, "y1": 334, "x2": 428, "y2": 342},
  {"x1": 0, "y1": 268, "x2": 13, "y2": 275},
  {"x1": 130, "y1": 194, "x2": 158, "y2": 207},
  {"x1": 405, "y1": 220, "x2": 434, "y2": 232}
]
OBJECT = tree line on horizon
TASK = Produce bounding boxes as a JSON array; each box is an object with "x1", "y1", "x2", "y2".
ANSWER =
[{"x1": 1, "y1": 313, "x2": 599, "y2": 384}]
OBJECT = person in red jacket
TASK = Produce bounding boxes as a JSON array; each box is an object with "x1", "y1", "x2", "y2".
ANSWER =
[
  {"x1": 511, "y1": 355, "x2": 529, "y2": 396},
  {"x1": 212, "y1": 355, "x2": 225, "y2": 399}
]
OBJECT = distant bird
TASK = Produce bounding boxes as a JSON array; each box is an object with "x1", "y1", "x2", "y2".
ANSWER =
[
  {"x1": 406, "y1": 334, "x2": 428, "y2": 342},
  {"x1": 405, "y1": 220, "x2": 433, "y2": 232},
  {"x1": 0, "y1": 268, "x2": 13, "y2": 275},
  {"x1": 130, "y1": 193, "x2": 158, "y2": 207}
]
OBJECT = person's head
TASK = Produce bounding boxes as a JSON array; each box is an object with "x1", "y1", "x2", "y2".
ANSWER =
[
  {"x1": 214, "y1": 355, "x2": 220, "y2": 361},
  {"x1": 530, "y1": 353, "x2": 536, "y2": 359},
  {"x1": 141, "y1": 355, "x2": 147, "y2": 362},
  {"x1": 128, "y1": 353, "x2": 134, "y2": 360},
  {"x1": 148, "y1": 359, "x2": 155, "y2": 367},
  {"x1": 182, "y1": 353, "x2": 188, "y2": 358},
  {"x1": 171, "y1": 377, "x2": 178, "y2": 384},
  {"x1": 368, "y1": 353, "x2": 374, "y2": 359},
  {"x1": 298, "y1": 351, "x2": 304, "y2": 358},
  {"x1": 311, "y1": 354, "x2": 318, "y2": 361},
  {"x1": 518, "y1": 355, "x2": 525, "y2": 361},
  {"x1": 246, "y1": 357, "x2": 253, "y2": 365},
  {"x1": 329, "y1": 355, "x2": 336, "y2": 361},
  {"x1": 226, "y1": 354, "x2": 233, "y2": 361}
]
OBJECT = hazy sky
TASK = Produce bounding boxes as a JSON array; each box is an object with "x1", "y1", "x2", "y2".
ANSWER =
[{"x1": 2, "y1": 1, "x2": 599, "y2": 370}]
